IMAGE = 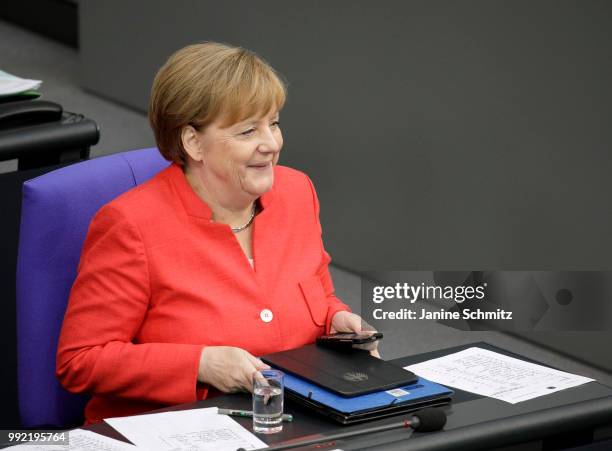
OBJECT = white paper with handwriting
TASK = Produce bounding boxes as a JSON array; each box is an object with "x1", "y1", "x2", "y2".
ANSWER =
[{"x1": 405, "y1": 347, "x2": 594, "y2": 404}]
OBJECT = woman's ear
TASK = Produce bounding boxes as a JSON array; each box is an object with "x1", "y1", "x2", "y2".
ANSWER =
[{"x1": 181, "y1": 125, "x2": 203, "y2": 162}]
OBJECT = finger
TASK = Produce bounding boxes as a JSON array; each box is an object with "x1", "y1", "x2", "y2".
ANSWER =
[
  {"x1": 252, "y1": 369, "x2": 268, "y2": 384},
  {"x1": 236, "y1": 352, "x2": 262, "y2": 393},
  {"x1": 354, "y1": 315, "x2": 380, "y2": 334},
  {"x1": 361, "y1": 318, "x2": 378, "y2": 333},
  {"x1": 359, "y1": 329, "x2": 377, "y2": 337},
  {"x1": 252, "y1": 369, "x2": 271, "y2": 396},
  {"x1": 331, "y1": 311, "x2": 352, "y2": 333},
  {"x1": 244, "y1": 364, "x2": 262, "y2": 393},
  {"x1": 354, "y1": 315, "x2": 381, "y2": 335},
  {"x1": 353, "y1": 341, "x2": 378, "y2": 351},
  {"x1": 346, "y1": 313, "x2": 363, "y2": 333},
  {"x1": 334, "y1": 313, "x2": 358, "y2": 333},
  {"x1": 246, "y1": 352, "x2": 270, "y2": 370},
  {"x1": 251, "y1": 368, "x2": 274, "y2": 404},
  {"x1": 256, "y1": 359, "x2": 271, "y2": 370}
]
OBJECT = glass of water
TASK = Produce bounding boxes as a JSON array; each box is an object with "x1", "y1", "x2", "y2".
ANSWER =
[{"x1": 252, "y1": 369, "x2": 284, "y2": 434}]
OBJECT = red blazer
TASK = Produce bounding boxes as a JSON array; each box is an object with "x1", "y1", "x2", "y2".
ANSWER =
[{"x1": 56, "y1": 163, "x2": 350, "y2": 424}]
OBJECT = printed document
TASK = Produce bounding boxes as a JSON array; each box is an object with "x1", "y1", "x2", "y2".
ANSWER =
[
  {"x1": 405, "y1": 347, "x2": 594, "y2": 403},
  {"x1": 6, "y1": 428, "x2": 136, "y2": 450},
  {"x1": 105, "y1": 407, "x2": 268, "y2": 451}
]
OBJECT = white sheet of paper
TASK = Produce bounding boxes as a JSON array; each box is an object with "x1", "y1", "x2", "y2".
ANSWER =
[
  {"x1": 405, "y1": 347, "x2": 594, "y2": 404},
  {"x1": 6, "y1": 428, "x2": 136, "y2": 450},
  {"x1": 0, "y1": 70, "x2": 41, "y2": 96},
  {"x1": 105, "y1": 407, "x2": 268, "y2": 451}
]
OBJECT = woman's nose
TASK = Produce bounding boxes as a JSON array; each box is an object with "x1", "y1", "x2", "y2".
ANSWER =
[{"x1": 258, "y1": 128, "x2": 282, "y2": 153}]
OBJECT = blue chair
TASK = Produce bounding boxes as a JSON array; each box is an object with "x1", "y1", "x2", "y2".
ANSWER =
[{"x1": 16, "y1": 148, "x2": 168, "y2": 427}]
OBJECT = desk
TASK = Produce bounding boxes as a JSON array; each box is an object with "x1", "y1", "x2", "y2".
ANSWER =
[{"x1": 88, "y1": 342, "x2": 612, "y2": 451}]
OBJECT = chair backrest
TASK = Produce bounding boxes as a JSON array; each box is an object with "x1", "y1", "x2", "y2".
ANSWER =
[{"x1": 16, "y1": 148, "x2": 168, "y2": 427}]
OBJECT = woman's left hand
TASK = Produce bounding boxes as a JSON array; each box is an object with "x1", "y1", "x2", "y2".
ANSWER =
[{"x1": 330, "y1": 311, "x2": 381, "y2": 358}]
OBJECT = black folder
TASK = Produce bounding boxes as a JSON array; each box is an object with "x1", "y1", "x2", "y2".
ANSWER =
[
  {"x1": 261, "y1": 344, "x2": 418, "y2": 397},
  {"x1": 282, "y1": 372, "x2": 453, "y2": 424}
]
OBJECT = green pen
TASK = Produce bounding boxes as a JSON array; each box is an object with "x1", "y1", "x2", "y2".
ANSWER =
[{"x1": 218, "y1": 408, "x2": 293, "y2": 422}]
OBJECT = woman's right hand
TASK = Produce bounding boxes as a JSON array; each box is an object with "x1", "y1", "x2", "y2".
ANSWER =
[{"x1": 198, "y1": 346, "x2": 270, "y2": 393}]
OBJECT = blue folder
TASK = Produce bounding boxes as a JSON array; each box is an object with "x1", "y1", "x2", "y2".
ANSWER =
[{"x1": 284, "y1": 373, "x2": 453, "y2": 423}]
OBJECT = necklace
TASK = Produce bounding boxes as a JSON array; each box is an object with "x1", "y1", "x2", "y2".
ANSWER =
[{"x1": 231, "y1": 204, "x2": 256, "y2": 233}]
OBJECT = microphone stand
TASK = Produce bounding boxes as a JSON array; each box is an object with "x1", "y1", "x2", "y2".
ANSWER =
[{"x1": 241, "y1": 417, "x2": 419, "y2": 451}]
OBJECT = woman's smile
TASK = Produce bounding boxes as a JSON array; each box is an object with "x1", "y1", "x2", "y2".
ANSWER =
[{"x1": 248, "y1": 161, "x2": 273, "y2": 170}]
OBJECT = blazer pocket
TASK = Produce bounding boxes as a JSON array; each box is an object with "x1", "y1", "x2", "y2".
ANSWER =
[{"x1": 298, "y1": 276, "x2": 328, "y2": 327}]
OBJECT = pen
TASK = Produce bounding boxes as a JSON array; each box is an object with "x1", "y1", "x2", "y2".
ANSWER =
[{"x1": 218, "y1": 408, "x2": 293, "y2": 422}]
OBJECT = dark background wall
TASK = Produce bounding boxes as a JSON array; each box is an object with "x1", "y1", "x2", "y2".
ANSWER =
[
  {"x1": 0, "y1": 0, "x2": 610, "y2": 428},
  {"x1": 78, "y1": 0, "x2": 612, "y2": 376},
  {"x1": 80, "y1": 0, "x2": 612, "y2": 272}
]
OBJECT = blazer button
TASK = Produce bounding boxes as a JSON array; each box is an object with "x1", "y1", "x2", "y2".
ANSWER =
[{"x1": 260, "y1": 309, "x2": 273, "y2": 323}]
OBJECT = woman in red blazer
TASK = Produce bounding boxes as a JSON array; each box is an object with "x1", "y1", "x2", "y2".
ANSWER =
[{"x1": 56, "y1": 42, "x2": 378, "y2": 424}]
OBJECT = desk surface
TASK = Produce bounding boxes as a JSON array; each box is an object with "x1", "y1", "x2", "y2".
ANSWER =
[{"x1": 88, "y1": 342, "x2": 612, "y2": 451}]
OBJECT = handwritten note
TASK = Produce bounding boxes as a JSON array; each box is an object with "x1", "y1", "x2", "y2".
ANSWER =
[{"x1": 405, "y1": 347, "x2": 594, "y2": 403}]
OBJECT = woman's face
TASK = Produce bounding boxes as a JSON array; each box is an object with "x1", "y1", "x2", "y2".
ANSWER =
[{"x1": 192, "y1": 109, "x2": 283, "y2": 200}]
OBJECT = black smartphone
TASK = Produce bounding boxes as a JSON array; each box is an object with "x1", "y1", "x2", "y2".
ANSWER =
[{"x1": 316, "y1": 332, "x2": 383, "y2": 349}]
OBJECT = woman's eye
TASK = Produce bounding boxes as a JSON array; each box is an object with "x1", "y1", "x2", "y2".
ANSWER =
[
  {"x1": 271, "y1": 120, "x2": 280, "y2": 127},
  {"x1": 240, "y1": 128, "x2": 256, "y2": 136}
]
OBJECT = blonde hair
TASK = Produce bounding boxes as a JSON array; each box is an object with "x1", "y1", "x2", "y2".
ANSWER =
[{"x1": 149, "y1": 42, "x2": 287, "y2": 164}]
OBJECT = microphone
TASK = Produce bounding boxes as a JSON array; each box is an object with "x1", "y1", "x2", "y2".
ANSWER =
[
  {"x1": 239, "y1": 408, "x2": 447, "y2": 451},
  {"x1": 408, "y1": 407, "x2": 447, "y2": 432}
]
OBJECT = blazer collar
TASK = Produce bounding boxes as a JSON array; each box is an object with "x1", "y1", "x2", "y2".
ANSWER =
[{"x1": 167, "y1": 163, "x2": 276, "y2": 219}]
